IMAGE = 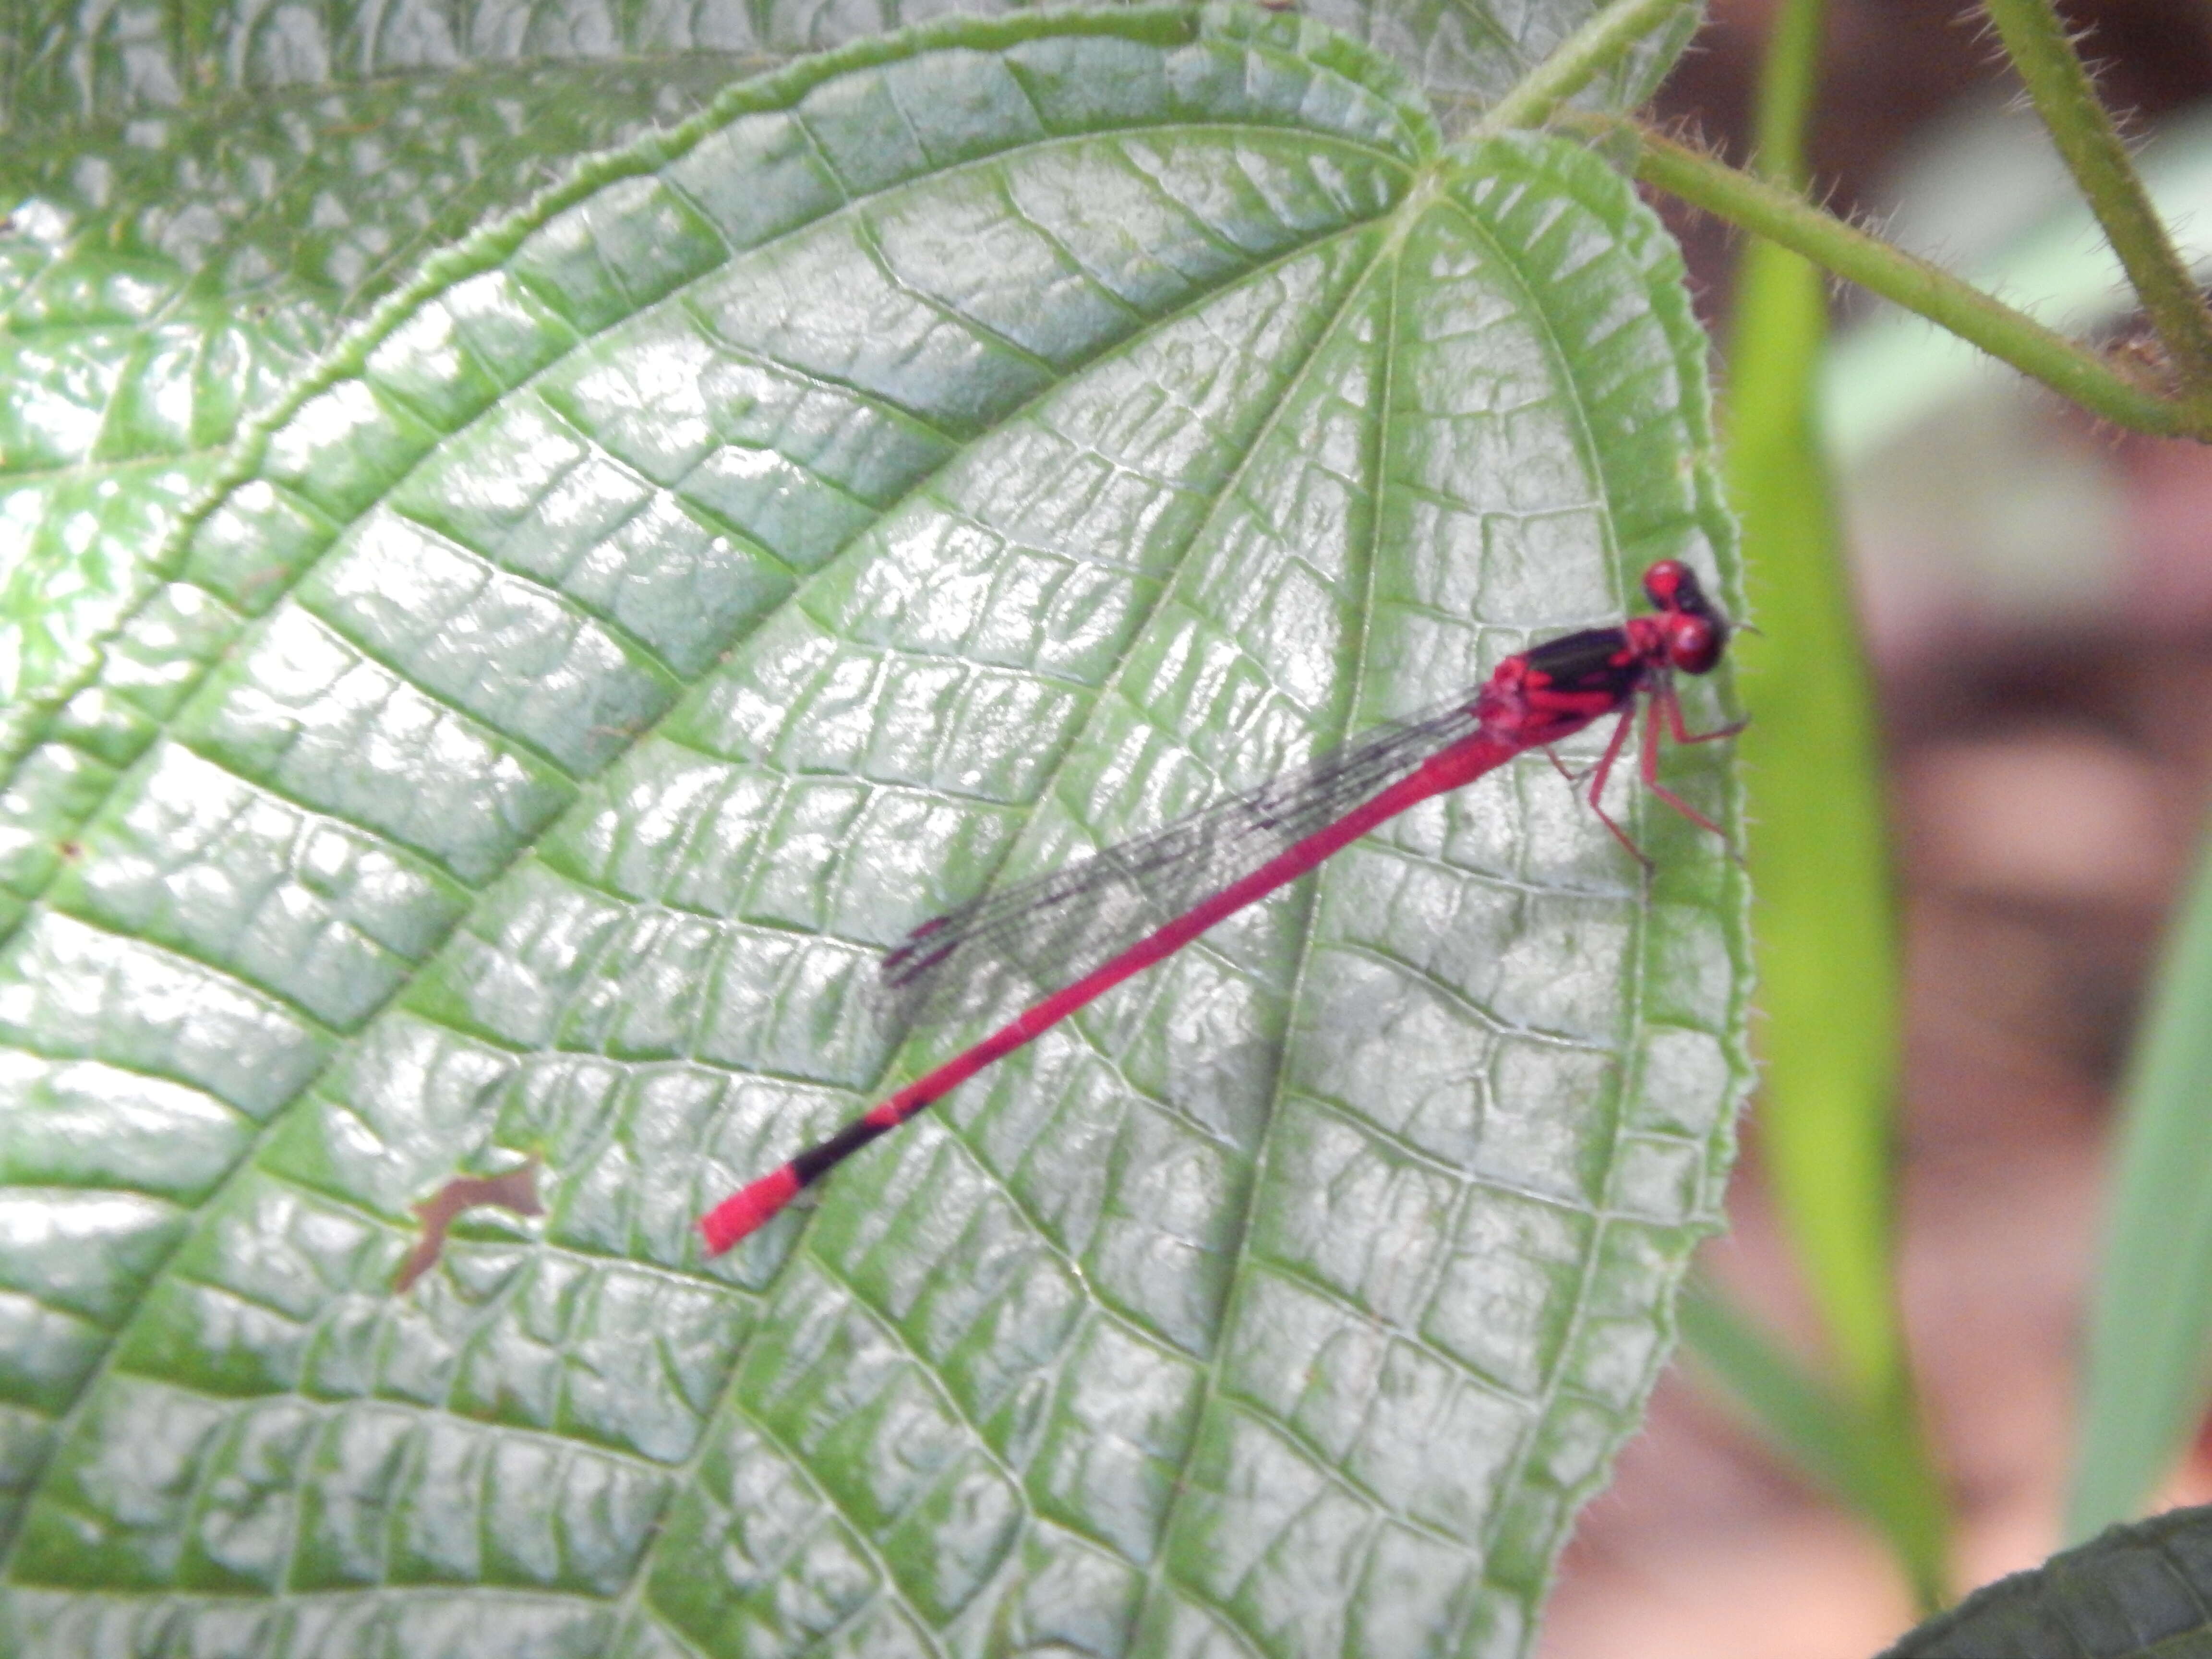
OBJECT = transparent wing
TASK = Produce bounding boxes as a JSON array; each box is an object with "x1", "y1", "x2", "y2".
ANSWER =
[{"x1": 880, "y1": 693, "x2": 1488, "y2": 1027}]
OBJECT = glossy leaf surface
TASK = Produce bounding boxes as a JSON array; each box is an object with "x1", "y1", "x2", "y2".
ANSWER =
[
  {"x1": 0, "y1": 11, "x2": 1748, "y2": 1655},
  {"x1": 1, "y1": 0, "x2": 1698, "y2": 747},
  {"x1": 0, "y1": 57, "x2": 759, "y2": 722},
  {"x1": 0, "y1": 0, "x2": 1689, "y2": 127}
]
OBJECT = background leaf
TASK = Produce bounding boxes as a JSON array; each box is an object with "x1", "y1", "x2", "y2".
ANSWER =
[
  {"x1": 2070, "y1": 834, "x2": 2212, "y2": 1540},
  {"x1": 1678, "y1": 1277, "x2": 1946, "y2": 1609},
  {"x1": 1705, "y1": 0, "x2": 1947, "y2": 1610},
  {"x1": 0, "y1": 8, "x2": 1747, "y2": 1653},
  {"x1": 1879, "y1": 1502, "x2": 2212, "y2": 1658}
]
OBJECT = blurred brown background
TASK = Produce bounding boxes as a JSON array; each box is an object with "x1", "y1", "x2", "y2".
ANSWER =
[{"x1": 1537, "y1": 1, "x2": 2212, "y2": 1652}]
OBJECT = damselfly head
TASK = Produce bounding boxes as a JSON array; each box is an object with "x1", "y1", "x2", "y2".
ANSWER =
[{"x1": 1641, "y1": 559, "x2": 1728, "y2": 674}]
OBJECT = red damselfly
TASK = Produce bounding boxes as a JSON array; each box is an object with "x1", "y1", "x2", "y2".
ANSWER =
[{"x1": 700, "y1": 559, "x2": 1740, "y2": 1253}]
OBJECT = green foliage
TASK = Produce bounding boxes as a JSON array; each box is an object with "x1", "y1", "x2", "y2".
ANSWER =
[
  {"x1": 2073, "y1": 839, "x2": 2212, "y2": 1540},
  {"x1": 1879, "y1": 1503, "x2": 2212, "y2": 1658},
  {"x1": 1679, "y1": 1280, "x2": 1947, "y2": 1613},
  {"x1": 0, "y1": 7, "x2": 1749, "y2": 1653},
  {"x1": 0, "y1": 56, "x2": 760, "y2": 722},
  {"x1": 1706, "y1": 0, "x2": 1947, "y2": 1612}
]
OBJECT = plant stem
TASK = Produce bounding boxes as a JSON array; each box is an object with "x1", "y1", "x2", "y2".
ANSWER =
[
  {"x1": 1982, "y1": 0, "x2": 2212, "y2": 392},
  {"x1": 1595, "y1": 119, "x2": 2195, "y2": 436},
  {"x1": 1478, "y1": 0, "x2": 1694, "y2": 133}
]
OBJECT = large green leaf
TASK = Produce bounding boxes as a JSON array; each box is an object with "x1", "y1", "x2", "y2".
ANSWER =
[
  {"x1": 0, "y1": 9, "x2": 1749, "y2": 1653},
  {"x1": 0, "y1": 0, "x2": 1698, "y2": 766},
  {"x1": 1708, "y1": 0, "x2": 1945, "y2": 1609},
  {"x1": 0, "y1": 0, "x2": 1690, "y2": 128}
]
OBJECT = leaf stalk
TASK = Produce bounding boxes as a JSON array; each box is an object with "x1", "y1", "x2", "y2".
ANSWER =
[
  {"x1": 1980, "y1": 0, "x2": 2212, "y2": 394},
  {"x1": 1479, "y1": 0, "x2": 1697, "y2": 133},
  {"x1": 1581, "y1": 117, "x2": 2199, "y2": 437}
]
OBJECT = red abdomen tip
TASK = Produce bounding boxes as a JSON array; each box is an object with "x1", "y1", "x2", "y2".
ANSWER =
[{"x1": 698, "y1": 1166, "x2": 802, "y2": 1254}]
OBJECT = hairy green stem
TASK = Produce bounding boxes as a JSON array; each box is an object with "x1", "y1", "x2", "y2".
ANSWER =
[
  {"x1": 1478, "y1": 0, "x2": 1693, "y2": 133},
  {"x1": 1596, "y1": 120, "x2": 2195, "y2": 436},
  {"x1": 1982, "y1": 0, "x2": 2212, "y2": 391}
]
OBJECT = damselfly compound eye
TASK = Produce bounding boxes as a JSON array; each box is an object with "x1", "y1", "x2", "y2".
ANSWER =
[{"x1": 1666, "y1": 613, "x2": 1721, "y2": 674}]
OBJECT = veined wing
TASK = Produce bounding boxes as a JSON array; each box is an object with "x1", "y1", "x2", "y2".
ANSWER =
[{"x1": 879, "y1": 692, "x2": 1488, "y2": 1027}]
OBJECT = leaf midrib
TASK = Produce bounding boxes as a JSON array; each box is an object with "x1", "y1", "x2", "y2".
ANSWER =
[{"x1": 608, "y1": 228, "x2": 1412, "y2": 1653}]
